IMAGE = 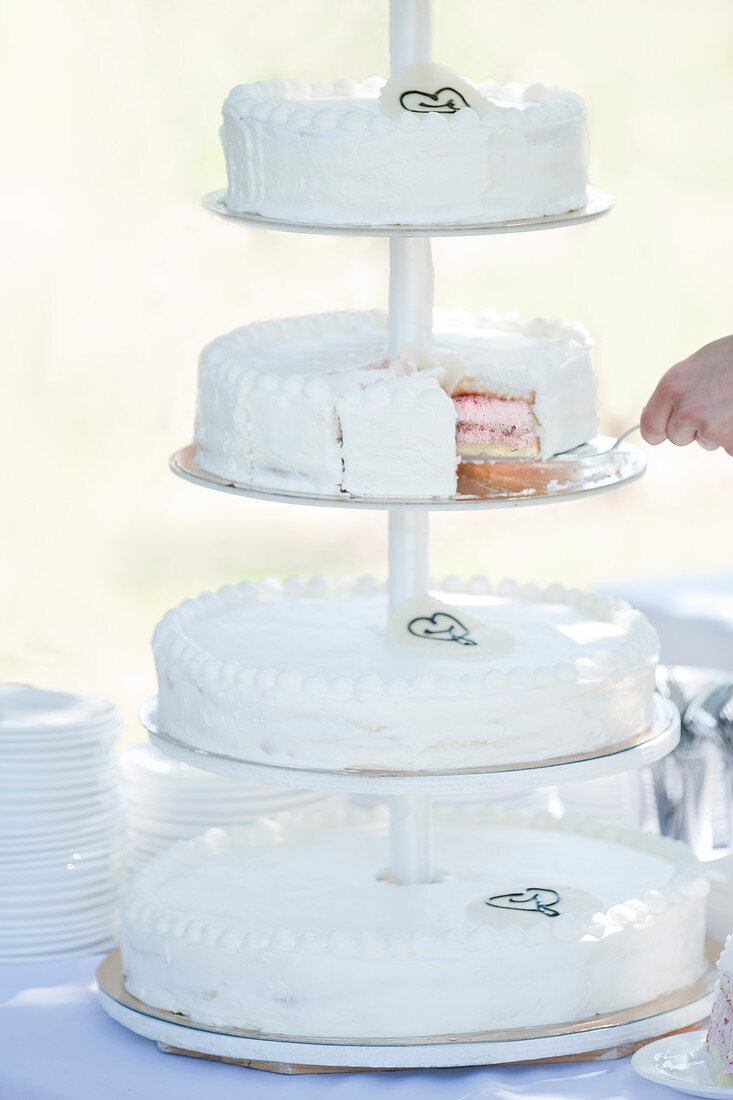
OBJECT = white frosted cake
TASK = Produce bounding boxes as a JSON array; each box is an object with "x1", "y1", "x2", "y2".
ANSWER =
[
  {"x1": 220, "y1": 68, "x2": 588, "y2": 227},
  {"x1": 121, "y1": 806, "x2": 708, "y2": 1039},
  {"x1": 153, "y1": 575, "x2": 658, "y2": 772},
  {"x1": 194, "y1": 309, "x2": 598, "y2": 498}
]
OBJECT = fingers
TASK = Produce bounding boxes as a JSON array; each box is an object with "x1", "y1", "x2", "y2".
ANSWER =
[
  {"x1": 665, "y1": 407, "x2": 698, "y2": 447},
  {"x1": 697, "y1": 437, "x2": 719, "y2": 452},
  {"x1": 640, "y1": 394, "x2": 673, "y2": 445}
]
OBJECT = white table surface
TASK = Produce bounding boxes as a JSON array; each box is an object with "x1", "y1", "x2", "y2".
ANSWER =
[{"x1": 0, "y1": 954, "x2": 685, "y2": 1100}]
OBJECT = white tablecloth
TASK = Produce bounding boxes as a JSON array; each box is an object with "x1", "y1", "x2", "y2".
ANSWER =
[
  {"x1": 604, "y1": 572, "x2": 733, "y2": 672},
  {"x1": 0, "y1": 955, "x2": 681, "y2": 1100}
]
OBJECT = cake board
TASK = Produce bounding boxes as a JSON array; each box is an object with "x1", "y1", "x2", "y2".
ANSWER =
[
  {"x1": 170, "y1": 438, "x2": 647, "y2": 510},
  {"x1": 97, "y1": 942, "x2": 718, "y2": 1074},
  {"x1": 140, "y1": 692, "x2": 680, "y2": 796},
  {"x1": 202, "y1": 185, "x2": 614, "y2": 238}
]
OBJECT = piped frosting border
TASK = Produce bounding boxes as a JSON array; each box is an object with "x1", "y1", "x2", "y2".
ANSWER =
[{"x1": 123, "y1": 804, "x2": 709, "y2": 960}]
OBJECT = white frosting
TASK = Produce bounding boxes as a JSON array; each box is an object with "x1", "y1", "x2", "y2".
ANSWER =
[
  {"x1": 121, "y1": 806, "x2": 708, "y2": 1038},
  {"x1": 337, "y1": 374, "x2": 457, "y2": 498},
  {"x1": 153, "y1": 575, "x2": 659, "y2": 772},
  {"x1": 194, "y1": 309, "x2": 598, "y2": 497},
  {"x1": 220, "y1": 78, "x2": 588, "y2": 227}
]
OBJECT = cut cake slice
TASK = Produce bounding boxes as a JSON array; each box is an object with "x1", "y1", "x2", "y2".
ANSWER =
[{"x1": 708, "y1": 936, "x2": 733, "y2": 1084}]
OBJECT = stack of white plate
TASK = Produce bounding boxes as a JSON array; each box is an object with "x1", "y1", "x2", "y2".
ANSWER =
[
  {"x1": 120, "y1": 743, "x2": 343, "y2": 868},
  {"x1": 0, "y1": 683, "x2": 125, "y2": 962}
]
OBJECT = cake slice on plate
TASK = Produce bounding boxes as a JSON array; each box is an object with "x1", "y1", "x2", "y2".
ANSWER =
[
  {"x1": 708, "y1": 936, "x2": 733, "y2": 1084},
  {"x1": 428, "y1": 308, "x2": 598, "y2": 461}
]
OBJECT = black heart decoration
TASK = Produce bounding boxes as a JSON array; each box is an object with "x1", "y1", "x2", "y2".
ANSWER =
[
  {"x1": 407, "y1": 612, "x2": 477, "y2": 646},
  {"x1": 399, "y1": 87, "x2": 471, "y2": 115},
  {"x1": 485, "y1": 888, "x2": 561, "y2": 918}
]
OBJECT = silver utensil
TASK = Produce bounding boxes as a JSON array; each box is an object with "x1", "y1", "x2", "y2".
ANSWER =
[{"x1": 606, "y1": 423, "x2": 641, "y2": 453}]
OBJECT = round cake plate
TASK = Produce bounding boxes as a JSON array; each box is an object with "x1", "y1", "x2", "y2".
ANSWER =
[
  {"x1": 631, "y1": 1030, "x2": 728, "y2": 1098},
  {"x1": 170, "y1": 438, "x2": 646, "y2": 511},
  {"x1": 202, "y1": 185, "x2": 613, "y2": 238},
  {"x1": 141, "y1": 693, "x2": 679, "y2": 795},
  {"x1": 96, "y1": 943, "x2": 715, "y2": 1073}
]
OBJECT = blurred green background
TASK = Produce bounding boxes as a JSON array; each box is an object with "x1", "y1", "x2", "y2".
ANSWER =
[{"x1": 3, "y1": 0, "x2": 733, "y2": 742}]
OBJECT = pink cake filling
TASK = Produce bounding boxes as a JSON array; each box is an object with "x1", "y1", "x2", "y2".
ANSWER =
[
  {"x1": 708, "y1": 985, "x2": 733, "y2": 1074},
  {"x1": 453, "y1": 393, "x2": 540, "y2": 457}
]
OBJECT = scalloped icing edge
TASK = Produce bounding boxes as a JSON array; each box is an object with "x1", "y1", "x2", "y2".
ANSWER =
[
  {"x1": 153, "y1": 574, "x2": 659, "y2": 699},
  {"x1": 222, "y1": 77, "x2": 586, "y2": 136},
  {"x1": 122, "y1": 804, "x2": 708, "y2": 959},
  {"x1": 198, "y1": 307, "x2": 593, "y2": 397}
]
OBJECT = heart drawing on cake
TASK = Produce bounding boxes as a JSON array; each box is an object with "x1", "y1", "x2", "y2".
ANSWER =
[
  {"x1": 399, "y1": 87, "x2": 471, "y2": 115},
  {"x1": 407, "y1": 612, "x2": 478, "y2": 646},
  {"x1": 485, "y1": 888, "x2": 561, "y2": 918}
]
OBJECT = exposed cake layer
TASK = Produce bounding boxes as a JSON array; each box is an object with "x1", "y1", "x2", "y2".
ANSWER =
[
  {"x1": 193, "y1": 309, "x2": 598, "y2": 497},
  {"x1": 221, "y1": 78, "x2": 588, "y2": 227},
  {"x1": 708, "y1": 936, "x2": 733, "y2": 1082},
  {"x1": 153, "y1": 575, "x2": 658, "y2": 772},
  {"x1": 121, "y1": 806, "x2": 708, "y2": 1039},
  {"x1": 708, "y1": 985, "x2": 733, "y2": 1082},
  {"x1": 454, "y1": 394, "x2": 540, "y2": 457},
  {"x1": 434, "y1": 308, "x2": 598, "y2": 459}
]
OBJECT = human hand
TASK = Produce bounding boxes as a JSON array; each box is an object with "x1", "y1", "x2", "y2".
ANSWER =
[{"x1": 640, "y1": 335, "x2": 733, "y2": 454}]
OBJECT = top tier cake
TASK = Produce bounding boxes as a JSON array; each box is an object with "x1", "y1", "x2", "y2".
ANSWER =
[{"x1": 220, "y1": 64, "x2": 589, "y2": 227}]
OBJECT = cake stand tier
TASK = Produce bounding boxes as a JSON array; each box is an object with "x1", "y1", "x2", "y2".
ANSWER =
[
  {"x1": 97, "y1": 941, "x2": 716, "y2": 1072},
  {"x1": 141, "y1": 693, "x2": 679, "y2": 796},
  {"x1": 170, "y1": 437, "x2": 646, "y2": 511},
  {"x1": 202, "y1": 186, "x2": 613, "y2": 238}
]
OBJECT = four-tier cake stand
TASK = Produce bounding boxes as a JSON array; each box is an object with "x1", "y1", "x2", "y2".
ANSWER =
[{"x1": 98, "y1": 0, "x2": 717, "y2": 1072}]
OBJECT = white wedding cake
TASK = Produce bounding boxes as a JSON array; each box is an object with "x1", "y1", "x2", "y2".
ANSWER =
[
  {"x1": 152, "y1": 575, "x2": 658, "y2": 773},
  {"x1": 220, "y1": 67, "x2": 588, "y2": 227},
  {"x1": 113, "y1": 10, "x2": 709, "y2": 1062},
  {"x1": 121, "y1": 806, "x2": 708, "y2": 1039},
  {"x1": 194, "y1": 309, "x2": 598, "y2": 498}
]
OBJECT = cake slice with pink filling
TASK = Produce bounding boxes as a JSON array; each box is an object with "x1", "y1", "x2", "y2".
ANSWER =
[
  {"x1": 452, "y1": 392, "x2": 541, "y2": 457},
  {"x1": 708, "y1": 936, "x2": 733, "y2": 1084},
  {"x1": 424, "y1": 308, "x2": 599, "y2": 461}
]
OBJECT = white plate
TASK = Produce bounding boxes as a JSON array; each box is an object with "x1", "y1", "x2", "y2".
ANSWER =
[
  {"x1": 1, "y1": 893, "x2": 122, "y2": 921},
  {"x1": 0, "y1": 914, "x2": 120, "y2": 942},
  {"x1": 0, "y1": 835, "x2": 125, "y2": 863},
  {"x1": 0, "y1": 912, "x2": 120, "y2": 942},
  {"x1": 0, "y1": 831, "x2": 125, "y2": 859},
  {"x1": 0, "y1": 869, "x2": 124, "y2": 897},
  {"x1": 0, "y1": 765, "x2": 118, "y2": 784},
  {"x1": 0, "y1": 805, "x2": 125, "y2": 837},
  {"x1": 0, "y1": 848, "x2": 124, "y2": 874},
  {"x1": 631, "y1": 1030, "x2": 731, "y2": 1096},
  {"x1": 124, "y1": 812, "x2": 299, "y2": 834},
  {"x1": 0, "y1": 788, "x2": 123, "y2": 811},
  {"x1": 0, "y1": 925, "x2": 119, "y2": 957},
  {"x1": 0, "y1": 806, "x2": 125, "y2": 833},
  {"x1": 0, "y1": 729, "x2": 117, "y2": 747},
  {"x1": 1, "y1": 747, "x2": 117, "y2": 763},
  {"x1": 0, "y1": 933, "x2": 116, "y2": 964},
  {"x1": 1, "y1": 743, "x2": 118, "y2": 760},
  {"x1": 0, "y1": 788, "x2": 122, "y2": 812},
  {"x1": 124, "y1": 794, "x2": 331, "y2": 814}
]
